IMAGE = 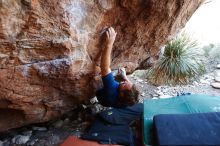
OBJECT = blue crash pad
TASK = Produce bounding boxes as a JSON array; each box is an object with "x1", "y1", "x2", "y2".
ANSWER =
[
  {"x1": 153, "y1": 112, "x2": 220, "y2": 145},
  {"x1": 143, "y1": 94, "x2": 220, "y2": 145}
]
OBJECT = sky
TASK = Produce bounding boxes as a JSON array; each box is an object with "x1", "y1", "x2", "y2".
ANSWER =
[{"x1": 184, "y1": 0, "x2": 220, "y2": 45}]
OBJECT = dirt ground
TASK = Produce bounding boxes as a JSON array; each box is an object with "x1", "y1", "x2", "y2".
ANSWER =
[{"x1": 129, "y1": 57, "x2": 220, "y2": 102}]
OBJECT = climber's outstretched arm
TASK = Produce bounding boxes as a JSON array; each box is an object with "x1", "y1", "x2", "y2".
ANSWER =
[{"x1": 100, "y1": 27, "x2": 117, "y2": 76}]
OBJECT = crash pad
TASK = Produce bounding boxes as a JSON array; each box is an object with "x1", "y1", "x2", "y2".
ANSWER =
[
  {"x1": 143, "y1": 94, "x2": 220, "y2": 145},
  {"x1": 60, "y1": 136, "x2": 122, "y2": 146},
  {"x1": 154, "y1": 112, "x2": 220, "y2": 145},
  {"x1": 98, "y1": 103, "x2": 143, "y2": 125},
  {"x1": 82, "y1": 119, "x2": 135, "y2": 146}
]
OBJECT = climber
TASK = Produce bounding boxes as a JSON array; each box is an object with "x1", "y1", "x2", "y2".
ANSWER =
[{"x1": 95, "y1": 27, "x2": 139, "y2": 107}]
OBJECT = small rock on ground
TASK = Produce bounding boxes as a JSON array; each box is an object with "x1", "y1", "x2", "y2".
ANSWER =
[
  {"x1": 211, "y1": 82, "x2": 220, "y2": 89},
  {"x1": 32, "y1": 127, "x2": 47, "y2": 131},
  {"x1": 0, "y1": 140, "x2": 3, "y2": 146},
  {"x1": 214, "y1": 70, "x2": 220, "y2": 77},
  {"x1": 159, "y1": 95, "x2": 173, "y2": 99},
  {"x1": 12, "y1": 135, "x2": 30, "y2": 145},
  {"x1": 215, "y1": 76, "x2": 220, "y2": 82}
]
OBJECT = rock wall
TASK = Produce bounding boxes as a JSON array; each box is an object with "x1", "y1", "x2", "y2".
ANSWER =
[{"x1": 0, "y1": 0, "x2": 203, "y2": 131}]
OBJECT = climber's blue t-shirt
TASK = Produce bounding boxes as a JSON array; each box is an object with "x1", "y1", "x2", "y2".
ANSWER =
[{"x1": 96, "y1": 72, "x2": 119, "y2": 107}]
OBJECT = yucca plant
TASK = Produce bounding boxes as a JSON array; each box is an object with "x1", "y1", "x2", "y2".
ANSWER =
[{"x1": 148, "y1": 34, "x2": 205, "y2": 85}]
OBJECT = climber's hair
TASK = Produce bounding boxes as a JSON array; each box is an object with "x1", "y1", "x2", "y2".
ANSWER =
[{"x1": 117, "y1": 84, "x2": 139, "y2": 106}]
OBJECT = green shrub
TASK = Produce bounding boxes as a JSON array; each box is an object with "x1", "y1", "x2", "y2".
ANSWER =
[{"x1": 148, "y1": 34, "x2": 205, "y2": 85}]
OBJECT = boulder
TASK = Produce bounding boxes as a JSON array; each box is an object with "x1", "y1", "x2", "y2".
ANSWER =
[
  {"x1": 211, "y1": 82, "x2": 220, "y2": 89},
  {"x1": 215, "y1": 77, "x2": 220, "y2": 82},
  {"x1": 214, "y1": 70, "x2": 220, "y2": 77},
  {"x1": 0, "y1": 0, "x2": 204, "y2": 131}
]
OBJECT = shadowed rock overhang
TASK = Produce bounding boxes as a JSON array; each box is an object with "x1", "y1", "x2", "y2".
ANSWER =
[{"x1": 0, "y1": 0, "x2": 204, "y2": 131}]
